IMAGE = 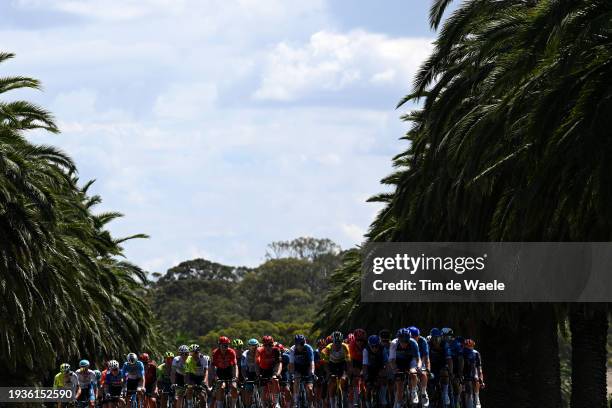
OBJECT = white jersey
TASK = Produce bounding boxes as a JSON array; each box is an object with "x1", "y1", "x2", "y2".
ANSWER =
[
  {"x1": 241, "y1": 349, "x2": 257, "y2": 373},
  {"x1": 76, "y1": 369, "x2": 96, "y2": 389},
  {"x1": 172, "y1": 356, "x2": 188, "y2": 376}
]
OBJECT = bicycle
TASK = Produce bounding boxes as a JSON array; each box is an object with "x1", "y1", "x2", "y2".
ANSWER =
[
  {"x1": 327, "y1": 374, "x2": 344, "y2": 408},
  {"x1": 293, "y1": 374, "x2": 314, "y2": 408},
  {"x1": 186, "y1": 384, "x2": 209, "y2": 408},
  {"x1": 158, "y1": 384, "x2": 175, "y2": 408},
  {"x1": 243, "y1": 379, "x2": 263, "y2": 408},
  {"x1": 214, "y1": 378, "x2": 238, "y2": 408},
  {"x1": 259, "y1": 377, "x2": 278, "y2": 408},
  {"x1": 125, "y1": 389, "x2": 143, "y2": 408}
]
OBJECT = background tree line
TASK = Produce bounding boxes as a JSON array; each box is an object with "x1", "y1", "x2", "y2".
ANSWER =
[{"x1": 147, "y1": 237, "x2": 343, "y2": 351}]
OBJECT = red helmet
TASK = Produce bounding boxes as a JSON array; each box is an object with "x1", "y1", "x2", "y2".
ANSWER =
[
  {"x1": 277, "y1": 343, "x2": 285, "y2": 352},
  {"x1": 464, "y1": 339, "x2": 476, "y2": 349},
  {"x1": 353, "y1": 328, "x2": 367, "y2": 341},
  {"x1": 139, "y1": 353, "x2": 150, "y2": 363},
  {"x1": 347, "y1": 333, "x2": 355, "y2": 343},
  {"x1": 219, "y1": 336, "x2": 230, "y2": 345},
  {"x1": 262, "y1": 335, "x2": 274, "y2": 346}
]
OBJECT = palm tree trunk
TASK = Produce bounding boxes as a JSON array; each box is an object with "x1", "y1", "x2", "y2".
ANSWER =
[
  {"x1": 525, "y1": 304, "x2": 561, "y2": 408},
  {"x1": 569, "y1": 304, "x2": 608, "y2": 408}
]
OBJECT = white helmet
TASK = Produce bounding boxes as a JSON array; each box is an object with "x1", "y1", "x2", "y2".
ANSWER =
[
  {"x1": 127, "y1": 352, "x2": 137, "y2": 364},
  {"x1": 178, "y1": 344, "x2": 189, "y2": 353},
  {"x1": 108, "y1": 360, "x2": 120, "y2": 369}
]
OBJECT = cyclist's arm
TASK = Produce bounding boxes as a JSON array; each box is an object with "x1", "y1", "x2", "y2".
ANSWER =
[
  {"x1": 361, "y1": 348, "x2": 368, "y2": 376},
  {"x1": 388, "y1": 342, "x2": 397, "y2": 371},
  {"x1": 170, "y1": 362, "x2": 177, "y2": 385},
  {"x1": 288, "y1": 349, "x2": 295, "y2": 373}
]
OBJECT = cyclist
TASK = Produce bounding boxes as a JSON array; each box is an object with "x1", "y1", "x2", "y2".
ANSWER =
[
  {"x1": 256, "y1": 336, "x2": 282, "y2": 408},
  {"x1": 232, "y1": 339, "x2": 245, "y2": 381},
  {"x1": 408, "y1": 327, "x2": 429, "y2": 406},
  {"x1": 314, "y1": 339, "x2": 328, "y2": 408},
  {"x1": 140, "y1": 353, "x2": 157, "y2": 408},
  {"x1": 157, "y1": 352, "x2": 175, "y2": 408},
  {"x1": 93, "y1": 370, "x2": 102, "y2": 406},
  {"x1": 389, "y1": 328, "x2": 420, "y2": 407},
  {"x1": 289, "y1": 334, "x2": 315, "y2": 408},
  {"x1": 321, "y1": 331, "x2": 350, "y2": 408},
  {"x1": 348, "y1": 329, "x2": 367, "y2": 407},
  {"x1": 361, "y1": 335, "x2": 388, "y2": 408},
  {"x1": 102, "y1": 360, "x2": 123, "y2": 408},
  {"x1": 121, "y1": 352, "x2": 145, "y2": 407},
  {"x1": 279, "y1": 344, "x2": 292, "y2": 408},
  {"x1": 443, "y1": 329, "x2": 463, "y2": 404},
  {"x1": 75, "y1": 359, "x2": 97, "y2": 408},
  {"x1": 53, "y1": 363, "x2": 78, "y2": 407},
  {"x1": 172, "y1": 345, "x2": 190, "y2": 408},
  {"x1": 241, "y1": 339, "x2": 259, "y2": 408},
  {"x1": 211, "y1": 336, "x2": 239, "y2": 408},
  {"x1": 462, "y1": 339, "x2": 484, "y2": 408},
  {"x1": 185, "y1": 344, "x2": 210, "y2": 408},
  {"x1": 378, "y1": 330, "x2": 392, "y2": 408},
  {"x1": 427, "y1": 328, "x2": 452, "y2": 406}
]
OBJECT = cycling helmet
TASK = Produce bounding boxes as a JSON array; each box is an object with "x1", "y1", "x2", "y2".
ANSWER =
[
  {"x1": 262, "y1": 336, "x2": 274, "y2": 346},
  {"x1": 108, "y1": 360, "x2": 120, "y2": 370},
  {"x1": 408, "y1": 326, "x2": 420, "y2": 338},
  {"x1": 60, "y1": 363, "x2": 71, "y2": 373},
  {"x1": 331, "y1": 331, "x2": 343, "y2": 344},
  {"x1": 464, "y1": 338, "x2": 475, "y2": 349},
  {"x1": 294, "y1": 334, "x2": 306, "y2": 346},
  {"x1": 277, "y1": 343, "x2": 286, "y2": 352},
  {"x1": 139, "y1": 353, "x2": 150, "y2": 363},
  {"x1": 94, "y1": 370, "x2": 102, "y2": 381},
  {"x1": 430, "y1": 328, "x2": 442, "y2": 337},
  {"x1": 164, "y1": 351, "x2": 175, "y2": 358},
  {"x1": 441, "y1": 328, "x2": 454, "y2": 338},
  {"x1": 247, "y1": 338, "x2": 259, "y2": 347},
  {"x1": 347, "y1": 333, "x2": 355, "y2": 343},
  {"x1": 178, "y1": 345, "x2": 189, "y2": 353},
  {"x1": 218, "y1": 336, "x2": 230, "y2": 345},
  {"x1": 189, "y1": 344, "x2": 201, "y2": 353},
  {"x1": 353, "y1": 328, "x2": 367, "y2": 341},
  {"x1": 79, "y1": 359, "x2": 89, "y2": 368},
  {"x1": 127, "y1": 353, "x2": 137, "y2": 364},
  {"x1": 368, "y1": 335, "x2": 381, "y2": 346},
  {"x1": 325, "y1": 335, "x2": 333, "y2": 344},
  {"x1": 397, "y1": 328, "x2": 411, "y2": 341},
  {"x1": 231, "y1": 339, "x2": 244, "y2": 349}
]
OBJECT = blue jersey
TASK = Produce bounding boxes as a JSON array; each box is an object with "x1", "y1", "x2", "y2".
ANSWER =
[
  {"x1": 104, "y1": 371, "x2": 123, "y2": 388},
  {"x1": 363, "y1": 346, "x2": 388, "y2": 369},
  {"x1": 389, "y1": 338, "x2": 420, "y2": 361},
  {"x1": 415, "y1": 337, "x2": 429, "y2": 358},
  {"x1": 450, "y1": 339, "x2": 463, "y2": 358},
  {"x1": 289, "y1": 344, "x2": 314, "y2": 367},
  {"x1": 121, "y1": 361, "x2": 145, "y2": 380},
  {"x1": 428, "y1": 339, "x2": 451, "y2": 361}
]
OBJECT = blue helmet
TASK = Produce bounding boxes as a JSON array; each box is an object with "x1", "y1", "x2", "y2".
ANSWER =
[
  {"x1": 408, "y1": 326, "x2": 420, "y2": 337},
  {"x1": 295, "y1": 334, "x2": 306, "y2": 346},
  {"x1": 397, "y1": 328, "x2": 411, "y2": 341},
  {"x1": 430, "y1": 328, "x2": 442, "y2": 337},
  {"x1": 368, "y1": 335, "x2": 381, "y2": 346},
  {"x1": 79, "y1": 359, "x2": 89, "y2": 368}
]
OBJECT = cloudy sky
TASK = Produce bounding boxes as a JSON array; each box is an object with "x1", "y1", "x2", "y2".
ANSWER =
[{"x1": 1, "y1": 0, "x2": 452, "y2": 272}]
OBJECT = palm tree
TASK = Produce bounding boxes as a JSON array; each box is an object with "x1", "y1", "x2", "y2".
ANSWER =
[
  {"x1": 0, "y1": 52, "x2": 165, "y2": 385},
  {"x1": 318, "y1": 0, "x2": 611, "y2": 406}
]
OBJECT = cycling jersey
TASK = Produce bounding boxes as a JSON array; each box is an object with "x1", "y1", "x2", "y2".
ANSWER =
[
  {"x1": 462, "y1": 349, "x2": 482, "y2": 379},
  {"x1": 280, "y1": 351, "x2": 291, "y2": 383},
  {"x1": 428, "y1": 340, "x2": 451, "y2": 361},
  {"x1": 186, "y1": 354, "x2": 210, "y2": 376},
  {"x1": 241, "y1": 349, "x2": 257, "y2": 373},
  {"x1": 348, "y1": 338, "x2": 365, "y2": 363},
  {"x1": 289, "y1": 344, "x2": 314, "y2": 367},
  {"x1": 212, "y1": 347, "x2": 237, "y2": 369},
  {"x1": 172, "y1": 356, "x2": 188, "y2": 376},
  {"x1": 322, "y1": 343, "x2": 350, "y2": 364},
  {"x1": 144, "y1": 362, "x2": 157, "y2": 386},
  {"x1": 388, "y1": 338, "x2": 420, "y2": 362},
  {"x1": 103, "y1": 370, "x2": 123, "y2": 388},
  {"x1": 256, "y1": 346, "x2": 281, "y2": 370},
  {"x1": 450, "y1": 339, "x2": 463, "y2": 358},
  {"x1": 362, "y1": 346, "x2": 388, "y2": 369},
  {"x1": 54, "y1": 371, "x2": 78, "y2": 392},
  {"x1": 157, "y1": 363, "x2": 172, "y2": 384},
  {"x1": 76, "y1": 369, "x2": 97, "y2": 389},
  {"x1": 121, "y1": 361, "x2": 145, "y2": 380},
  {"x1": 414, "y1": 337, "x2": 429, "y2": 359}
]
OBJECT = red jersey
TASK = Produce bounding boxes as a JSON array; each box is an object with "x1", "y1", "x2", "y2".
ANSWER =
[
  {"x1": 144, "y1": 362, "x2": 157, "y2": 384},
  {"x1": 256, "y1": 346, "x2": 281, "y2": 370},
  {"x1": 348, "y1": 339, "x2": 365, "y2": 363},
  {"x1": 212, "y1": 348, "x2": 237, "y2": 369}
]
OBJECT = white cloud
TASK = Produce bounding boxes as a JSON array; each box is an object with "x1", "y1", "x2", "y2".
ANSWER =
[
  {"x1": 153, "y1": 83, "x2": 218, "y2": 120},
  {"x1": 254, "y1": 30, "x2": 433, "y2": 101},
  {"x1": 341, "y1": 223, "x2": 365, "y2": 243}
]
